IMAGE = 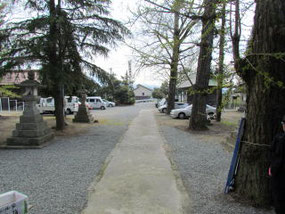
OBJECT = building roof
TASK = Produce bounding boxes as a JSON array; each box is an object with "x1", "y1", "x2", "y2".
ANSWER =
[
  {"x1": 0, "y1": 70, "x2": 40, "y2": 85},
  {"x1": 134, "y1": 84, "x2": 153, "y2": 92},
  {"x1": 177, "y1": 73, "x2": 217, "y2": 89}
]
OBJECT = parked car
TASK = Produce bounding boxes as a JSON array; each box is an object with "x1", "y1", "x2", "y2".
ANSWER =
[
  {"x1": 77, "y1": 100, "x2": 92, "y2": 110},
  {"x1": 65, "y1": 96, "x2": 80, "y2": 114},
  {"x1": 156, "y1": 98, "x2": 167, "y2": 108},
  {"x1": 37, "y1": 97, "x2": 55, "y2": 114},
  {"x1": 170, "y1": 104, "x2": 216, "y2": 119},
  {"x1": 158, "y1": 102, "x2": 189, "y2": 113},
  {"x1": 102, "y1": 99, "x2": 116, "y2": 107},
  {"x1": 86, "y1": 96, "x2": 106, "y2": 110},
  {"x1": 84, "y1": 102, "x2": 92, "y2": 110},
  {"x1": 37, "y1": 96, "x2": 79, "y2": 115}
]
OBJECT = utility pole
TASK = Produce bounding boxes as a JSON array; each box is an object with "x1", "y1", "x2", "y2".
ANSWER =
[
  {"x1": 128, "y1": 60, "x2": 132, "y2": 82},
  {"x1": 128, "y1": 60, "x2": 132, "y2": 87},
  {"x1": 109, "y1": 67, "x2": 114, "y2": 100}
]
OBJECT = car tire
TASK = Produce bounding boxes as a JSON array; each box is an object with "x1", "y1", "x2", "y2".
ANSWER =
[
  {"x1": 208, "y1": 112, "x2": 215, "y2": 120},
  {"x1": 108, "y1": 104, "x2": 112, "y2": 107},
  {"x1": 162, "y1": 108, "x2": 167, "y2": 113},
  {"x1": 66, "y1": 108, "x2": 72, "y2": 115},
  {"x1": 100, "y1": 106, "x2": 106, "y2": 110},
  {"x1": 178, "y1": 113, "x2": 186, "y2": 119}
]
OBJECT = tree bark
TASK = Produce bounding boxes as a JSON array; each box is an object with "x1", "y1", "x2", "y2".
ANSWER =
[
  {"x1": 48, "y1": 0, "x2": 65, "y2": 130},
  {"x1": 216, "y1": 2, "x2": 226, "y2": 122},
  {"x1": 189, "y1": 0, "x2": 216, "y2": 130},
  {"x1": 234, "y1": 0, "x2": 285, "y2": 206},
  {"x1": 54, "y1": 83, "x2": 65, "y2": 130},
  {"x1": 167, "y1": 5, "x2": 180, "y2": 114}
]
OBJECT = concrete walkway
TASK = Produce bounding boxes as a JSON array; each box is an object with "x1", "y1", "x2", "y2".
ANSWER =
[{"x1": 82, "y1": 109, "x2": 190, "y2": 214}]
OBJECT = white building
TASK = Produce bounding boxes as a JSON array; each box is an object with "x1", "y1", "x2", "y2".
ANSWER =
[
  {"x1": 177, "y1": 73, "x2": 217, "y2": 105},
  {"x1": 133, "y1": 84, "x2": 153, "y2": 100}
]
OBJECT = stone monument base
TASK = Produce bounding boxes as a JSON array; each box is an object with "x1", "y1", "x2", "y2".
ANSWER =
[
  {"x1": 3, "y1": 70, "x2": 55, "y2": 149},
  {"x1": 3, "y1": 112, "x2": 54, "y2": 149},
  {"x1": 73, "y1": 105, "x2": 94, "y2": 123},
  {"x1": 3, "y1": 134, "x2": 54, "y2": 149}
]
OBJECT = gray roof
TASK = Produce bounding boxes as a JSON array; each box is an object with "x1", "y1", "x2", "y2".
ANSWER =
[
  {"x1": 134, "y1": 84, "x2": 153, "y2": 92},
  {"x1": 177, "y1": 73, "x2": 217, "y2": 89}
]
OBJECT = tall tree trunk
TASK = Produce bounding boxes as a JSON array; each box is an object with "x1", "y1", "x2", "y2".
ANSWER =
[
  {"x1": 167, "y1": 5, "x2": 180, "y2": 114},
  {"x1": 54, "y1": 83, "x2": 65, "y2": 130},
  {"x1": 189, "y1": 0, "x2": 216, "y2": 130},
  {"x1": 234, "y1": 0, "x2": 285, "y2": 206},
  {"x1": 48, "y1": 0, "x2": 65, "y2": 130},
  {"x1": 216, "y1": 2, "x2": 226, "y2": 122}
]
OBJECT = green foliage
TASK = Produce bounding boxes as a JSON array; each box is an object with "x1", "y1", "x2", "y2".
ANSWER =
[
  {"x1": 95, "y1": 74, "x2": 120, "y2": 99},
  {"x1": 96, "y1": 74, "x2": 135, "y2": 105},
  {"x1": 0, "y1": 0, "x2": 130, "y2": 93},
  {"x1": 152, "y1": 88, "x2": 164, "y2": 99},
  {"x1": 160, "y1": 80, "x2": 169, "y2": 96},
  {"x1": 0, "y1": 2, "x2": 19, "y2": 98},
  {"x1": 151, "y1": 80, "x2": 169, "y2": 99},
  {"x1": 0, "y1": 84, "x2": 20, "y2": 98},
  {"x1": 81, "y1": 77, "x2": 100, "y2": 96},
  {"x1": 39, "y1": 74, "x2": 99, "y2": 97},
  {"x1": 0, "y1": 0, "x2": 129, "y2": 130},
  {"x1": 114, "y1": 85, "x2": 135, "y2": 105}
]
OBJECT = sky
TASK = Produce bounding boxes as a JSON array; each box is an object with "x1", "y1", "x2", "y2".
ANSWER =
[
  {"x1": 94, "y1": 0, "x2": 255, "y2": 89},
  {"x1": 6, "y1": 0, "x2": 255, "y2": 89},
  {"x1": 93, "y1": 0, "x2": 164, "y2": 89}
]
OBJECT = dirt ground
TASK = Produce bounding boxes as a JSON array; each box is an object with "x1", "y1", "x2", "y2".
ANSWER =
[
  {"x1": 0, "y1": 111, "x2": 97, "y2": 145},
  {"x1": 0, "y1": 110, "x2": 244, "y2": 148},
  {"x1": 155, "y1": 110, "x2": 244, "y2": 151}
]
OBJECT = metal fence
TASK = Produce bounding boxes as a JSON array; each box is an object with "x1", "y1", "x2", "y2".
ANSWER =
[{"x1": 0, "y1": 97, "x2": 25, "y2": 112}]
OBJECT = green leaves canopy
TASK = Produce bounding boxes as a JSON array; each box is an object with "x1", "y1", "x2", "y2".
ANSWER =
[{"x1": 0, "y1": 0, "x2": 129, "y2": 92}]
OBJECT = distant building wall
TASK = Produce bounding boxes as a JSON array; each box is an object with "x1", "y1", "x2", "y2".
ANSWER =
[
  {"x1": 186, "y1": 88, "x2": 217, "y2": 106},
  {"x1": 177, "y1": 77, "x2": 218, "y2": 106},
  {"x1": 0, "y1": 70, "x2": 40, "y2": 86},
  {"x1": 133, "y1": 84, "x2": 153, "y2": 100},
  {"x1": 177, "y1": 87, "x2": 217, "y2": 106}
]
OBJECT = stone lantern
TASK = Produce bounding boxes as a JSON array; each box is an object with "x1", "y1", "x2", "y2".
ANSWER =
[
  {"x1": 73, "y1": 89, "x2": 95, "y2": 123},
  {"x1": 6, "y1": 71, "x2": 54, "y2": 148}
]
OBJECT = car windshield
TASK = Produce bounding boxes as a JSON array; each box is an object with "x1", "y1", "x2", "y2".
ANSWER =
[
  {"x1": 185, "y1": 105, "x2": 192, "y2": 109},
  {"x1": 206, "y1": 104, "x2": 215, "y2": 109},
  {"x1": 159, "y1": 98, "x2": 166, "y2": 105}
]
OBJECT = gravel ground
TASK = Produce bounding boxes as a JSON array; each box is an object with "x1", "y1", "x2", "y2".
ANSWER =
[
  {"x1": 159, "y1": 123, "x2": 275, "y2": 214},
  {"x1": 0, "y1": 104, "x2": 147, "y2": 214}
]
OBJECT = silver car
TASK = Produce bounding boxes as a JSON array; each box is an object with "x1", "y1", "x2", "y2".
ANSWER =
[
  {"x1": 170, "y1": 104, "x2": 216, "y2": 119},
  {"x1": 158, "y1": 102, "x2": 189, "y2": 113},
  {"x1": 102, "y1": 99, "x2": 116, "y2": 107}
]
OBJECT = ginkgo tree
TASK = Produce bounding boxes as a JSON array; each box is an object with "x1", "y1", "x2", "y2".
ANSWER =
[{"x1": 130, "y1": 0, "x2": 202, "y2": 114}]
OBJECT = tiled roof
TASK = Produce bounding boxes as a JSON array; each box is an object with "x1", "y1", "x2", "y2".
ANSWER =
[
  {"x1": 177, "y1": 73, "x2": 217, "y2": 89},
  {"x1": 134, "y1": 84, "x2": 153, "y2": 92}
]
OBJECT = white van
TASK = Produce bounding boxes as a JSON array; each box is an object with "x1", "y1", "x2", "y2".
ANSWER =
[
  {"x1": 37, "y1": 96, "x2": 79, "y2": 114},
  {"x1": 37, "y1": 97, "x2": 55, "y2": 114},
  {"x1": 65, "y1": 96, "x2": 80, "y2": 114},
  {"x1": 86, "y1": 96, "x2": 106, "y2": 110}
]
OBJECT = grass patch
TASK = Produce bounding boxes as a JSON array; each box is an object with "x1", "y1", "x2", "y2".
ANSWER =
[{"x1": 221, "y1": 120, "x2": 237, "y2": 127}]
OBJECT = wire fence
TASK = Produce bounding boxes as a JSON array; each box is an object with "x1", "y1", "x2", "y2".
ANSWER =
[{"x1": 0, "y1": 97, "x2": 25, "y2": 112}]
